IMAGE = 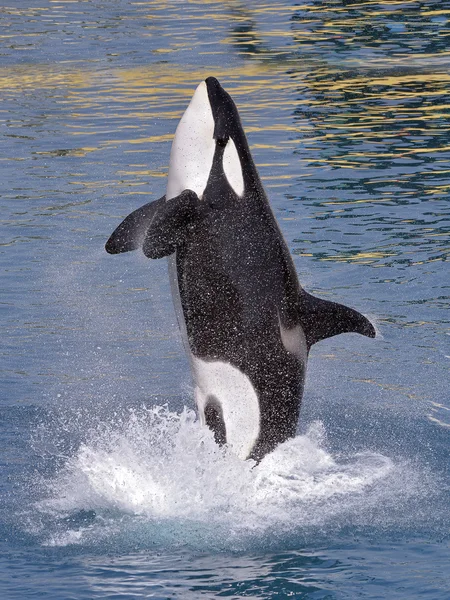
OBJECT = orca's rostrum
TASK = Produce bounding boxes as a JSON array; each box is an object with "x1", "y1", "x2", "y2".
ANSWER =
[{"x1": 106, "y1": 77, "x2": 376, "y2": 462}]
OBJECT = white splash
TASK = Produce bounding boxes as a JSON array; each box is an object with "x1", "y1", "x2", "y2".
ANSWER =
[{"x1": 31, "y1": 404, "x2": 429, "y2": 550}]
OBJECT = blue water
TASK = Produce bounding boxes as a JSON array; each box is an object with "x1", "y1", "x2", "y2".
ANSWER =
[{"x1": 1, "y1": 1, "x2": 449, "y2": 598}]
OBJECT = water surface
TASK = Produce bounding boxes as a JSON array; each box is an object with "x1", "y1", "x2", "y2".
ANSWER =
[{"x1": 1, "y1": 1, "x2": 449, "y2": 598}]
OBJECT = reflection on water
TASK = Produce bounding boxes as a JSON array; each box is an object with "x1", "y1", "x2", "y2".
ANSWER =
[
  {"x1": 1, "y1": 2, "x2": 448, "y2": 412},
  {"x1": 1, "y1": 1, "x2": 448, "y2": 410},
  {"x1": 1, "y1": 1, "x2": 450, "y2": 599},
  {"x1": 81, "y1": 550, "x2": 338, "y2": 599},
  {"x1": 2, "y1": 1, "x2": 448, "y2": 265}
]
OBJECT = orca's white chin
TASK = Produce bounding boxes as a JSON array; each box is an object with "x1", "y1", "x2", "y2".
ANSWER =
[
  {"x1": 166, "y1": 81, "x2": 215, "y2": 201},
  {"x1": 166, "y1": 80, "x2": 245, "y2": 201}
]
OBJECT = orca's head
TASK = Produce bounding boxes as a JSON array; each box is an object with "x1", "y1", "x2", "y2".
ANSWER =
[{"x1": 166, "y1": 77, "x2": 256, "y2": 202}]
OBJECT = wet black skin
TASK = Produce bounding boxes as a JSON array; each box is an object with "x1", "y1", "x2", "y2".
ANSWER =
[{"x1": 106, "y1": 77, "x2": 376, "y2": 462}]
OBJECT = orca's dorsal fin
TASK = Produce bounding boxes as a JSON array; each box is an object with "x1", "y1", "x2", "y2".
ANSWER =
[
  {"x1": 299, "y1": 291, "x2": 376, "y2": 349},
  {"x1": 105, "y1": 189, "x2": 200, "y2": 258}
]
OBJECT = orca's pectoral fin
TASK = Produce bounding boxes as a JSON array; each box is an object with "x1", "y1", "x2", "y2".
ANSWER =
[
  {"x1": 105, "y1": 195, "x2": 166, "y2": 254},
  {"x1": 142, "y1": 189, "x2": 200, "y2": 259},
  {"x1": 300, "y1": 292, "x2": 376, "y2": 348},
  {"x1": 105, "y1": 190, "x2": 200, "y2": 258}
]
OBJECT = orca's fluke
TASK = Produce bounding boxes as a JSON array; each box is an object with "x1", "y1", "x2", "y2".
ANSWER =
[
  {"x1": 299, "y1": 291, "x2": 376, "y2": 348},
  {"x1": 105, "y1": 189, "x2": 200, "y2": 258}
]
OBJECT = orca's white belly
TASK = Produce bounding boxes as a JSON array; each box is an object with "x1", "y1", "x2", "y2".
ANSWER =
[{"x1": 193, "y1": 356, "x2": 260, "y2": 460}]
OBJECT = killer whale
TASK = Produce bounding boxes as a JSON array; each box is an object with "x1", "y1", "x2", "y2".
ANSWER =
[{"x1": 106, "y1": 77, "x2": 376, "y2": 462}]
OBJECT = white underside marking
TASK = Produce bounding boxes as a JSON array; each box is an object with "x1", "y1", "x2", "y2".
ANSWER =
[
  {"x1": 193, "y1": 357, "x2": 260, "y2": 460},
  {"x1": 278, "y1": 314, "x2": 308, "y2": 361},
  {"x1": 166, "y1": 81, "x2": 215, "y2": 201},
  {"x1": 223, "y1": 137, "x2": 244, "y2": 197}
]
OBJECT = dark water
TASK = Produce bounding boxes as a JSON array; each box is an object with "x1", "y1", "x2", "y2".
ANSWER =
[{"x1": 1, "y1": 1, "x2": 449, "y2": 598}]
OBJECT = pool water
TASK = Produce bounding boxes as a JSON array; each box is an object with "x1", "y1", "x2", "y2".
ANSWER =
[{"x1": 1, "y1": 1, "x2": 449, "y2": 598}]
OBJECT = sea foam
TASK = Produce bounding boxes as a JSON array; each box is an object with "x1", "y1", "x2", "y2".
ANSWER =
[{"x1": 31, "y1": 404, "x2": 430, "y2": 551}]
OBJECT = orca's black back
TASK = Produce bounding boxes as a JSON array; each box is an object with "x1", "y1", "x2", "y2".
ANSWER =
[{"x1": 176, "y1": 187, "x2": 306, "y2": 461}]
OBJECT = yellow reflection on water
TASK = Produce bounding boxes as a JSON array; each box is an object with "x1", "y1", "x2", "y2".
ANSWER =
[{"x1": 3, "y1": 0, "x2": 449, "y2": 272}]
